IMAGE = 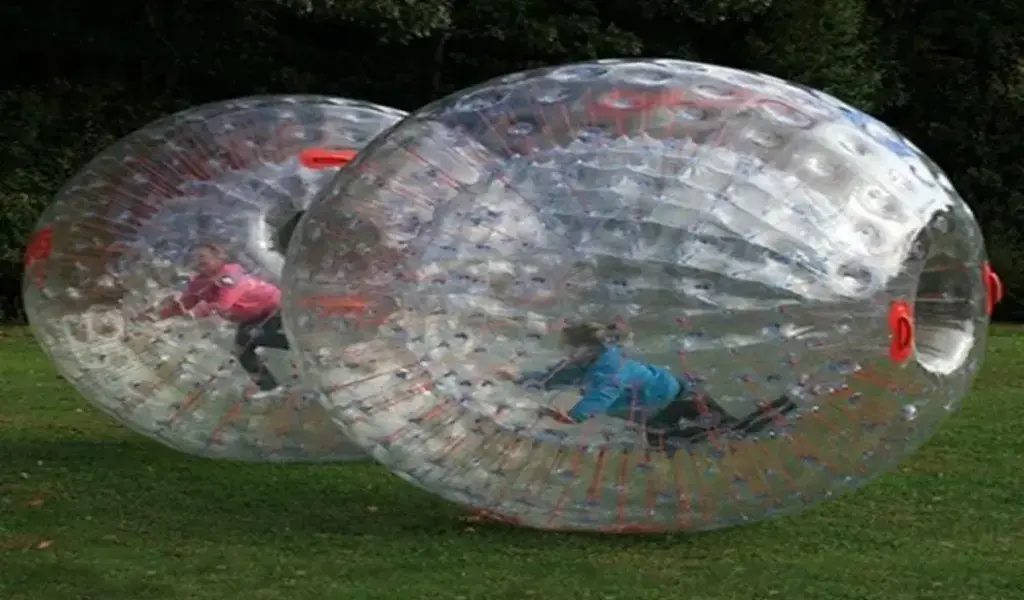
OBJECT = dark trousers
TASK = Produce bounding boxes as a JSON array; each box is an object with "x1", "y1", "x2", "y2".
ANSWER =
[
  {"x1": 646, "y1": 383, "x2": 795, "y2": 449},
  {"x1": 233, "y1": 312, "x2": 290, "y2": 391},
  {"x1": 646, "y1": 391, "x2": 734, "y2": 446}
]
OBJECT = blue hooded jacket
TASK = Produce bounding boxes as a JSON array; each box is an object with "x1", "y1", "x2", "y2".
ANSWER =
[{"x1": 518, "y1": 346, "x2": 688, "y2": 423}]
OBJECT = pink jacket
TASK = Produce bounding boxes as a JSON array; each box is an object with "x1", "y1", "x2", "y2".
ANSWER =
[{"x1": 161, "y1": 264, "x2": 281, "y2": 323}]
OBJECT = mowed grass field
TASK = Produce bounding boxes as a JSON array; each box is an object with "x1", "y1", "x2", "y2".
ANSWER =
[{"x1": 1, "y1": 325, "x2": 1022, "y2": 600}]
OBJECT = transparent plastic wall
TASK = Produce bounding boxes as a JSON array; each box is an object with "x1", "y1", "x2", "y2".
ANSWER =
[
  {"x1": 281, "y1": 60, "x2": 999, "y2": 531},
  {"x1": 24, "y1": 95, "x2": 405, "y2": 462}
]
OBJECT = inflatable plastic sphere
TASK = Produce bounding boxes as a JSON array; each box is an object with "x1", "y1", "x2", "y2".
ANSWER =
[
  {"x1": 282, "y1": 60, "x2": 1002, "y2": 531},
  {"x1": 24, "y1": 95, "x2": 406, "y2": 462}
]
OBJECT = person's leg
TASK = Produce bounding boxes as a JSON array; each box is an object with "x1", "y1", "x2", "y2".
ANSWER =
[
  {"x1": 650, "y1": 393, "x2": 731, "y2": 424},
  {"x1": 649, "y1": 384, "x2": 737, "y2": 429},
  {"x1": 646, "y1": 391, "x2": 736, "y2": 451},
  {"x1": 250, "y1": 313, "x2": 290, "y2": 350},
  {"x1": 730, "y1": 395, "x2": 799, "y2": 434},
  {"x1": 645, "y1": 383, "x2": 801, "y2": 450},
  {"x1": 233, "y1": 316, "x2": 284, "y2": 392}
]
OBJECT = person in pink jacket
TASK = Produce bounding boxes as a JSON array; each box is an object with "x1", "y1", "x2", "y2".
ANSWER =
[{"x1": 156, "y1": 243, "x2": 288, "y2": 395}]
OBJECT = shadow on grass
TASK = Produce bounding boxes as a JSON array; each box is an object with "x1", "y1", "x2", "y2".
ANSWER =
[
  {"x1": 0, "y1": 561, "x2": 174, "y2": 600},
  {"x1": 1, "y1": 438, "x2": 729, "y2": 551}
]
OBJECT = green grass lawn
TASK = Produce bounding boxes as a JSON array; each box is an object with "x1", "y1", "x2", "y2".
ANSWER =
[{"x1": 1, "y1": 325, "x2": 1022, "y2": 600}]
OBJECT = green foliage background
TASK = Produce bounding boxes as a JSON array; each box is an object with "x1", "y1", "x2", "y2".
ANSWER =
[{"x1": 2, "y1": 0, "x2": 1021, "y2": 320}]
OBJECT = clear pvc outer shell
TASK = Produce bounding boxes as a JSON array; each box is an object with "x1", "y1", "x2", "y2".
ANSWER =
[
  {"x1": 281, "y1": 61, "x2": 993, "y2": 531},
  {"x1": 23, "y1": 95, "x2": 405, "y2": 462}
]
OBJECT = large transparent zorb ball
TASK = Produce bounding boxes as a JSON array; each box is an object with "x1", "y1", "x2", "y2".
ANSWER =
[
  {"x1": 23, "y1": 95, "x2": 405, "y2": 462},
  {"x1": 282, "y1": 60, "x2": 1001, "y2": 531}
]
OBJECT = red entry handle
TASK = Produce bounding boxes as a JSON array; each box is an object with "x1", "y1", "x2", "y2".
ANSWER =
[
  {"x1": 888, "y1": 301, "x2": 914, "y2": 363},
  {"x1": 23, "y1": 226, "x2": 54, "y2": 290},
  {"x1": 982, "y1": 262, "x2": 1003, "y2": 317},
  {"x1": 24, "y1": 226, "x2": 53, "y2": 267},
  {"x1": 299, "y1": 148, "x2": 358, "y2": 170}
]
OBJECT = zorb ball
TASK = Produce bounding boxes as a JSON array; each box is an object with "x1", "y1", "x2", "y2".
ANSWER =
[
  {"x1": 282, "y1": 60, "x2": 1003, "y2": 531},
  {"x1": 23, "y1": 95, "x2": 405, "y2": 462}
]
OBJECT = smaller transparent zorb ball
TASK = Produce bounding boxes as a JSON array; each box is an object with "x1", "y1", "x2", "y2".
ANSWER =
[
  {"x1": 23, "y1": 95, "x2": 406, "y2": 462},
  {"x1": 282, "y1": 60, "x2": 1003, "y2": 531}
]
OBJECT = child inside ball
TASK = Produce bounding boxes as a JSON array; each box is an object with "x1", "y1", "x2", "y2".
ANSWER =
[
  {"x1": 148, "y1": 242, "x2": 290, "y2": 398},
  {"x1": 498, "y1": 321, "x2": 798, "y2": 449}
]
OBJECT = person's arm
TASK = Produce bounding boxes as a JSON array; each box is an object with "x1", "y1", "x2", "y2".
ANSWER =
[
  {"x1": 566, "y1": 377, "x2": 625, "y2": 423},
  {"x1": 158, "y1": 280, "x2": 202, "y2": 319},
  {"x1": 517, "y1": 360, "x2": 590, "y2": 390},
  {"x1": 563, "y1": 348, "x2": 630, "y2": 423}
]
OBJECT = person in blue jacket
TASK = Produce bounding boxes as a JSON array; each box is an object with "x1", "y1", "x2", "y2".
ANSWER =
[{"x1": 500, "y1": 322, "x2": 797, "y2": 449}]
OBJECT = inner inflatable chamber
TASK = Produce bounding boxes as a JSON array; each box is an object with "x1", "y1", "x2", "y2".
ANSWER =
[
  {"x1": 23, "y1": 95, "x2": 406, "y2": 462},
  {"x1": 910, "y1": 212, "x2": 985, "y2": 378},
  {"x1": 283, "y1": 60, "x2": 993, "y2": 531}
]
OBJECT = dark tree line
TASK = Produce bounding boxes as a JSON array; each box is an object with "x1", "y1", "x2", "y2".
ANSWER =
[{"x1": 2, "y1": 0, "x2": 1022, "y2": 319}]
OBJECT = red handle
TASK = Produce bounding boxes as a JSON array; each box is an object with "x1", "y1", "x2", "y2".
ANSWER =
[
  {"x1": 23, "y1": 226, "x2": 54, "y2": 290},
  {"x1": 888, "y1": 301, "x2": 914, "y2": 363},
  {"x1": 23, "y1": 226, "x2": 53, "y2": 267},
  {"x1": 982, "y1": 262, "x2": 1003, "y2": 317},
  {"x1": 298, "y1": 148, "x2": 358, "y2": 170}
]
